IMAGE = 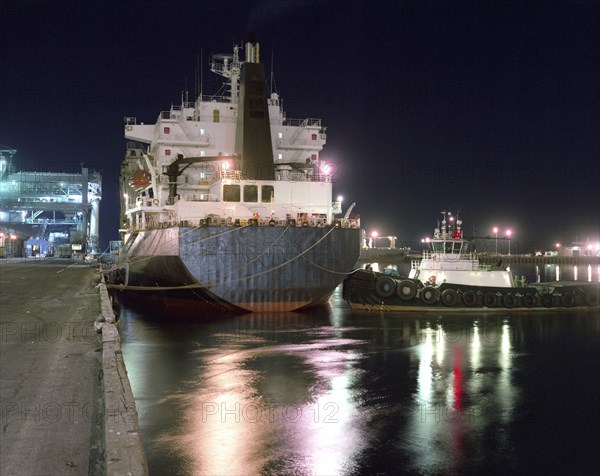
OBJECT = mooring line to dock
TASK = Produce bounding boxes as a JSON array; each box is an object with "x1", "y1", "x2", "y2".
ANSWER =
[
  {"x1": 101, "y1": 224, "x2": 251, "y2": 275},
  {"x1": 56, "y1": 261, "x2": 82, "y2": 274},
  {"x1": 300, "y1": 254, "x2": 354, "y2": 275}
]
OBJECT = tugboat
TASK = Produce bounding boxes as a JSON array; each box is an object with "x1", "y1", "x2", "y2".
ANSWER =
[
  {"x1": 105, "y1": 37, "x2": 361, "y2": 313},
  {"x1": 343, "y1": 211, "x2": 600, "y2": 312}
]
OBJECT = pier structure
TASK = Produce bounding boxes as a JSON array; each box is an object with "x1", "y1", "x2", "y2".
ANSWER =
[
  {"x1": 0, "y1": 146, "x2": 102, "y2": 256},
  {"x1": 0, "y1": 259, "x2": 147, "y2": 475}
]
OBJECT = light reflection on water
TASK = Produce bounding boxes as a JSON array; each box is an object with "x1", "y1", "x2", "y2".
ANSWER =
[{"x1": 119, "y1": 272, "x2": 600, "y2": 475}]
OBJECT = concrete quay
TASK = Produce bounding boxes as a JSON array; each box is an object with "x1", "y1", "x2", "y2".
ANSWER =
[{"x1": 0, "y1": 259, "x2": 147, "y2": 475}]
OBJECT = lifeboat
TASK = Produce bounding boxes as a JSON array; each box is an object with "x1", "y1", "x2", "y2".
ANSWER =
[{"x1": 129, "y1": 170, "x2": 151, "y2": 189}]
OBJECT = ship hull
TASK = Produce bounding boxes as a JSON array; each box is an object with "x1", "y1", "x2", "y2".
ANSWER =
[
  {"x1": 343, "y1": 270, "x2": 600, "y2": 312},
  {"x1": 107, "y1": 225, "x2": 361, "y2": 313}
]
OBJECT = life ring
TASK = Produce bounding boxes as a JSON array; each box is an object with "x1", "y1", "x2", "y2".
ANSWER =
[
  {"x1": 560, "y1": 293, "x2": 575, "y2": 307},
  {"x1": 153, "y1": 199, "x2": 159, "y2": 206},
  {"x1": 522, "y1": 293, "x2": 537, "y2": 308},
  {"x1": 441, "y1": 288, "x2": 458, "y2": 306},
  {"x1": 428, "y1": 275, "x2": 437, "y2": 285},
  {"x1": 483, "y1": 292, "x2": 498, "y2": 308},
  {"x1": 462, "y1": 290, "x2": 477, "y2": 306},
  {"x1": 502, "y1": 293, "x2": 517, "y2": 308},
  {"x1": 420, "y1": 286, "x2": 439, "y2": 305},
  {"x1": 375, "y1": 276, "x2": 396, "y2": 298},
  {"x1": 126, "y1": 125, "x2": 133, "y2": 131},
  {"x1": 542, "y1": 294, "x2": 555, "y2": 308},
  {"x1": 396, "y1": 280, "x2": 417, "y2": 301},
  {"x1": 585, "y1": 292, "x2": 599, "y2": 307}
]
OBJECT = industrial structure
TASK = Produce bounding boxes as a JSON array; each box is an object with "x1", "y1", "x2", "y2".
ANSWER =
[{"x1": 0, "y1": 145, "x2": 102, "y2": 257}]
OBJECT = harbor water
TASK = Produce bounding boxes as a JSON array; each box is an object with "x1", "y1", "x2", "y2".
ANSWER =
[{"x1": 119, "y1": 262, "x2": 600, "y2": 475}]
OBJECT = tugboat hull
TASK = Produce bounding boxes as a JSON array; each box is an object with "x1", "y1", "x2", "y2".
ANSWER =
[{"x1": 343, "y1": 270, "x2": 600, "y2": 312}]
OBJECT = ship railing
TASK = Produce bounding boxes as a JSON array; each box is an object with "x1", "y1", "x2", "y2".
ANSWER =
[
  {"x1": 197, "y1": 94, "x2": 233, "y2": 104},
  {"x1": 131, "y1": 215, "x2": 360, "y2": 231},
  {"x1": 220, "y1": 170, "x2": 243, "y2": 180},
  {"x1": 285, "y1": 118, "x2": 322, "y2": 127},
  {"x1": 184, "y1": 194, "x2": 219, "y2": 202}
]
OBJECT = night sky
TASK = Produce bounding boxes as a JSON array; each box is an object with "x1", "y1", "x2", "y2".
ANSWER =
[{"x1": 2, "y1": 0, "x2": 599, "y2": 253}]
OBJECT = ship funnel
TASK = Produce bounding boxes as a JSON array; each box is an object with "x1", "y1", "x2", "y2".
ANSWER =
[
  {"x1": 234, "y1": 36, "x2": 274, "y2": 180},
  {"x1": 245, "y1": 33, "x2": 260, "y2": 63}
]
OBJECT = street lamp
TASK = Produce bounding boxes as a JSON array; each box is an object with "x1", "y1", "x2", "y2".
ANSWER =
[
  {"x1": 371, "y1": 231, "x2": 378, "y2": 248},
  {"x1": 493, "y1": 226, "x2": 498, "y2": 255},
  {"x1": 506, "y1": 229, "x2": 512, "y2": 255}
]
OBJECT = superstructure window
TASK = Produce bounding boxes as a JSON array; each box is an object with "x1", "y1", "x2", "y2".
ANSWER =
[
  {"x1": 261, "y1": 185, "x2": 274, "y2": 203},
  {"x1": 243, "y1": 185, "x2": 258, "y2": 202},
  {"x1": 223, "y1": 185, "x2": 240, "y2": 202}
]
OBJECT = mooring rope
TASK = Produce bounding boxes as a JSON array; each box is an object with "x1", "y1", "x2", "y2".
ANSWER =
[
  {"x1": 101, "y1": 224, "x2": 251, "y2": 275},
  {"x1": 105, "y1": 226, "x2": 337, "y2": 291}
]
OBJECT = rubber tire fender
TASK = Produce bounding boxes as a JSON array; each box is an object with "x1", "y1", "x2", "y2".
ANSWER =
[
  {"x1": 483, "y1": 292, "x2": 498, "y2": 308},
  {"x1": 441, "y1": 288, "x2": 458, "y2": 306},
  {"x1": 502, "y1": 293, "x2": 517, "y2": 308},
  {"x1": 375, "y1": 276, "x2": 397, "y2": 298},
  {"x1": 397, "y1": 280, "x2": 417, "y2": 301},
  {"x1": 560, "y1": 293, "x2": 575, "y2": 307},
  {"x1": 523, "y1": 293, "x2": 536, "y2": 308},
  {"x1": 542, "y1": 294, "x2": 555, "y2": 308},
  {"x1": 462, "y1": 290, "x2": 477, "y2": 307},
  {"x1": 585, "y1": 292, "x2": 599, "y2": 307},
  {"x1": 420, "y1": 286, "x2": 439, "y2": 305}
]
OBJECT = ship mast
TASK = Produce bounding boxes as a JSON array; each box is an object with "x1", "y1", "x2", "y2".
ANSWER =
[{"x1": 210, "y1": 45, "x2": 241, "y2": 103}]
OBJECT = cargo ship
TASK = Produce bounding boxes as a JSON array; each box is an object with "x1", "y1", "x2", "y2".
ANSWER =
[
  {"x1": 343, "y1": 211, "x2": 599, "y2": 312},
  {"x1": 105, "y1": 38, "x2": 361, "y2": 312}
]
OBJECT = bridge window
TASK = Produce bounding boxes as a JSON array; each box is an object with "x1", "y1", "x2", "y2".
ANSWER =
[
  {"x1": 223, "y1": 184, "x2": 240, "y2": 202},
  {"x1": 213, "y1": 109, "x2": 220, "y2": 123},
  {"x1": 243, "y1": 185, "x2": 258, "y2": 202},
  {"x1": 261, "y1": 185, "x2": 274, "y2": 203}
]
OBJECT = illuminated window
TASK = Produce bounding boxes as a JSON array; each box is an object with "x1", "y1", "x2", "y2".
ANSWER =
[
  {"x1": 278, "y1": 153, "x2": 283, "y2": 160},
  {"x1": 200, "y1": 128, "x2": 205, "y2": 135},
  {"x1": 278, "y1": 132, "x2": 283, "y2": 139}
]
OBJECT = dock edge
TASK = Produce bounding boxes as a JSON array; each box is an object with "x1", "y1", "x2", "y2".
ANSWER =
[{"x1": 98, "y1": 276, "x2": 149, "y2": 475}]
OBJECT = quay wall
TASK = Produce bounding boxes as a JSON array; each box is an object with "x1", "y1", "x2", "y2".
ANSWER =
[{"x1": 98, "y1": 277, "x2": 149, "y2": 475}]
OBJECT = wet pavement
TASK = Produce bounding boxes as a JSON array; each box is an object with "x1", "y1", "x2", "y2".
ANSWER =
[{"x1": 0, "y1": 259, "x2": 104, "y2": 475}]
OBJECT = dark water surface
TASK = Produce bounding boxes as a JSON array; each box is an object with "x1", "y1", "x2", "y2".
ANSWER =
[{"x1": 120, "y1": 265, "x2": 600, "y2": 475}]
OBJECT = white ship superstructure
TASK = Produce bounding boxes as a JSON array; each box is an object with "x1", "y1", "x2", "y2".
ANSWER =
[
  {"x1": 120, "y1": 41, "x2": 333, "y2": 232},
  {"x1": 409, "y1": 211, "x2": 513, "y2": 288}
]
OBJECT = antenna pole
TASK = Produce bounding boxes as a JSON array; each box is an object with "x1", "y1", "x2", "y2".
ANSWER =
[
  {"x1": 270, "y1": 48, "x2": 274, "y2": 94},
  {"x1": 200, "y1": 49, "x2": 203, "y2": 101}
]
